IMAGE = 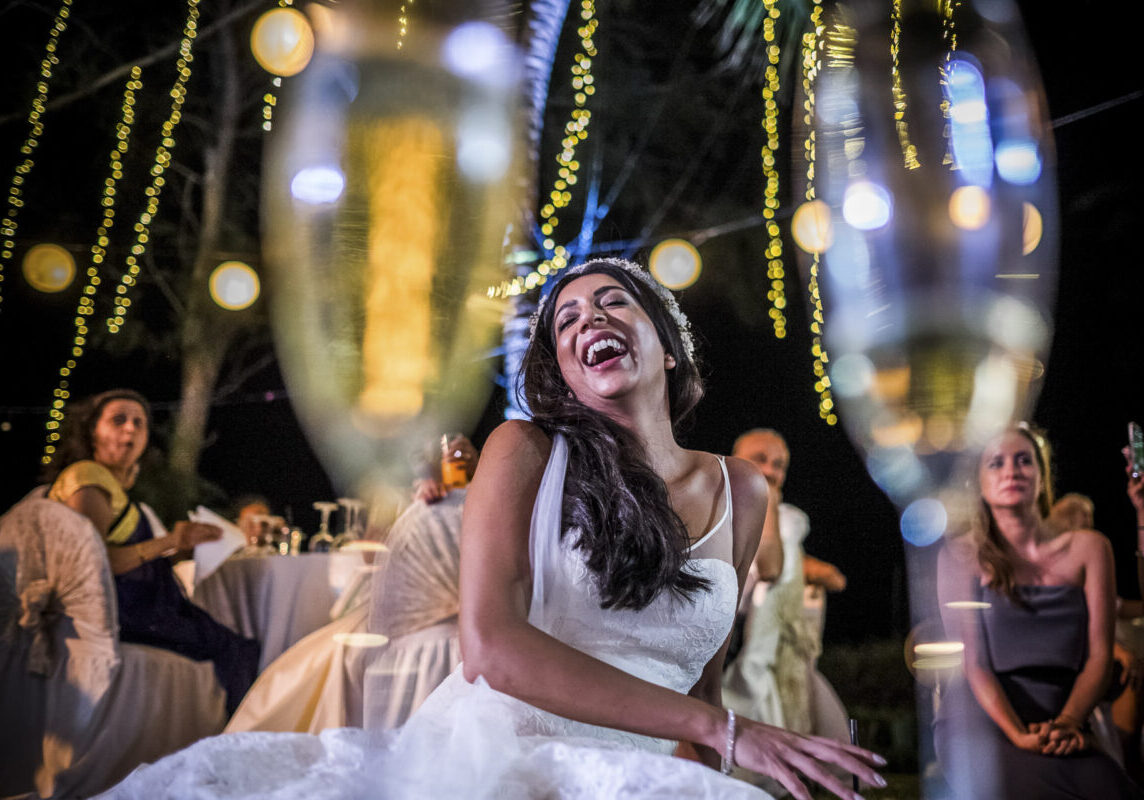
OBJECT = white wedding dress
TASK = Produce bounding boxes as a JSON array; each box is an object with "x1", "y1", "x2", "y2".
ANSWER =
[{"x1": 98, "y1": 435, "x2": 772, "y2": 799}]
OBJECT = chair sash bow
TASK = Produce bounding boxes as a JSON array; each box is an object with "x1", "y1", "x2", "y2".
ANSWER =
[{"x1": 19, "y1": 578, "x2": 58, "y2": 675}]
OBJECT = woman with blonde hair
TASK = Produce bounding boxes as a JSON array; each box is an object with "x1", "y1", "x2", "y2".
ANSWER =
[{"x1": 934, "y1": 423, "x2": 1140, "y2": 797}]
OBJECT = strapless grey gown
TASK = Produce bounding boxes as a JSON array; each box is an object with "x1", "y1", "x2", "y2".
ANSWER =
[{"x1": 934, "y1": 584, "x2": 1141, "y2": 799}]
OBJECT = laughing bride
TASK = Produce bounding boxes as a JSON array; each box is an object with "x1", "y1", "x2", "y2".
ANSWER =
[{"x1": 101, "y1": 259, "x2": 883, "y2": 800}]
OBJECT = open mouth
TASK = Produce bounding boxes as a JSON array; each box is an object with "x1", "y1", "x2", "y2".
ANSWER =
[{"x1": 583, "y1": 337, "x2": 629, "y2": 367}]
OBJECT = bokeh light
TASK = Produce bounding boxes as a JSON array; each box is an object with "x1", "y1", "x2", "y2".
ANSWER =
[
  {"x1": 291, "y1": 166, "x2": 346, "y2": 204},
  {"x1": 791, "y1": 199, "x2": 834, "y2": 254},
  {"x1": 1022, "y1": 201, "x2": 1043, "y2": 255},
  {"x1": 948, "y1": 185, "x2": 991, "y2": 230},
  {"x1": 332, "y1": 632, "x2": 388, "y2": 648},
  {"x1": 900, "y1": 497, "x2": 948, "y2": 547},
  {"x1": 251, "y1": 8, "x2": 315, "y2": 78},
  {"x1": 456, "y1": 107, "x2": 512, "y2": 182},
  {"x1": 946, "y1": 57, "x2": 994, "y2": 187},
  {"x1": 649, "y1": 239, "x2": 702, "y2": 289},
  {"x1": 22, "y1": 243, "x2": 75, "y2": 293},
  {"x1": 842, "y1": 180, "x2": 893, "y2": 231},
  {"x1": 905, "y1": 619, "x2": 965, "y2": 686},
  {"x1": 944, "y1": 600, "x2": 992, "y2": 610},
  {"x1": 209, "y1": 261, "x2": 260, "y2": 310},
  {"x1": 441, "y1": 22, "x2": 515, "y2": 88},
  {"x1": 830, "y1": 353, "x2": 875, "y2": 398},
  {"x1": 995, "y1": 139, "x2": 1042, "y2": 185}
]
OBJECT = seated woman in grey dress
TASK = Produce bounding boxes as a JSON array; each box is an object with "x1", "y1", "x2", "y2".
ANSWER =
[{"x1": 935, "y1": 423, "x2": 1142, "y2": 798}]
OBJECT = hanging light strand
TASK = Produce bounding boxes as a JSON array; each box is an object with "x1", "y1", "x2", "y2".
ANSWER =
[
  {"x1": 42, "y1": 69, "x2": 143, "y2": 464},
  {"x1": 761, "y1": 0, "x2": 786, "y2": 338},
  {"x1": 260, "y1": 0, "x2": 293, "y2": 131},
  {"x1": 0, "y1": 0, "x2": 74, "y2": 313},
  {"x1": 262, "y1": 78, "x2": 281, "y2": 132},
  {"x1": 105, "y1": 0, "x2": 200, "y2": 334},
  {"x1": 939, "y1": 0, "x2": 961, "y2": 166},
  {"x1": 802, "y1": 0, "x2": 835, "y2": 425},
  {"x1": 487, "y1": 0, "x2": 598, "y2": 299},
  {"x1": 890, "y1": 0, "x2": 920, "y2": 169},
  {"x1": 397, "y1": 0, "x2": 415, "y2": 50}
]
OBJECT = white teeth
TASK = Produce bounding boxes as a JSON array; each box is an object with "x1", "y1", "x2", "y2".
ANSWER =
[{"x1": 586, "y1": 338, "x2": 625, "y2": 365}]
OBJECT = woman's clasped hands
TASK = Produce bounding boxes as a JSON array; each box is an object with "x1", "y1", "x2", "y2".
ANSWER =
[{"x1": 1023, "y1": 715, "x2": 1089, "y2": 756}]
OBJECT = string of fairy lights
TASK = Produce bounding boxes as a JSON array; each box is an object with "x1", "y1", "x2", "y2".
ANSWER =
[
  {"x1": 104, "y1": 0, "x2": 200, "y2": 336},
  {"x1": 939, "y1": 0, "x2": 961, "y2": 166},
  {"x1": 397, "y1": 0, "x2": 414, "y2": 50},
  {"x1": 28, "y1": 0, "x2": 324, "y2": 458},
  {"x1": 260, "y1": 0, "x2": 293, "y2": 133},
  {"x1": 36, "y1": 0, "x2": 200, "y2": 459},
  {"x1": 890, "y1": 0, "x2": 920, "y2": 170},
  {"x1": 41, "y1": 70, "x2": 143, "y2": 463},
  {"x1": 801, "y1": 0, "x2": 836, "y2": 426},
  {"x1": 13, "y1": 0, "x2": 1019, "y2": 452},
  {"x1": 760, "y1": 0, "x2": 787, "y2": 339},
  {"x1": 487, "y1": 0, "x2": 598, "y2": 300},
  {"x1": 0, "y1": 0, "x2": 73, "y2": 314}
]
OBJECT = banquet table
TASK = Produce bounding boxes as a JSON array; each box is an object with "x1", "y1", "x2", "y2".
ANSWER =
[{"x1": 191, "y1": 551, "x2": 366, "y2": 670}]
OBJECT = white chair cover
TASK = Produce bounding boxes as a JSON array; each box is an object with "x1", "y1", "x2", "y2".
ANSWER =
[
  {"x1": 0, "y1": 496, "x2": 225, "y2": 799},
  {"x1": 224, "y1": 601, "x2": 382, "y2": 734},
  {"x1": 363, "y1": 491, "x2": 464, "y2": 730}
]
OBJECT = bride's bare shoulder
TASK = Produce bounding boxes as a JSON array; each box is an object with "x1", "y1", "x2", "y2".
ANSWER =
[{"x1": 474, "y1": 421, "x2": 554, "y2": 484}]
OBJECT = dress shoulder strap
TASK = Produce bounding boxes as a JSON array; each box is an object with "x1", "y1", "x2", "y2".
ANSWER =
[
  {"x1": 687, "y1": 455, "x2": 733, "y2": 555},
  {"x1": 527, "y1": 433, "x2": 568, "y2": 630}
]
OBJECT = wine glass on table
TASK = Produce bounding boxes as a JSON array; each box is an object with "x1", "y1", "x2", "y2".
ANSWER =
[{"x1": 311, "y1": 501, "x2": 338, "y2": 553}]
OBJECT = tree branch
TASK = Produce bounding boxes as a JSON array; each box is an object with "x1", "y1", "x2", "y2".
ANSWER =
[{"x1": 0, "y1": 0, "x2": 267, "y2": 127}]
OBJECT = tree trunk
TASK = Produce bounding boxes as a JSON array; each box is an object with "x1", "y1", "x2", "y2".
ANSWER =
[{"x1": 167, "y1": 6, "x2": 243, "y2": 492}]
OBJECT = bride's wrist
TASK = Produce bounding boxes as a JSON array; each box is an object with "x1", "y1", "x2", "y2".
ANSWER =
[{"x1": 696, "y1": 703, "x2": 729, "y2": 754}]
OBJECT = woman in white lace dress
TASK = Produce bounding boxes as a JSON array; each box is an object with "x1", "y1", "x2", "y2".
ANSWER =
[{"x1": 101, "y1": 260, "x2": 883, "y2": 800}]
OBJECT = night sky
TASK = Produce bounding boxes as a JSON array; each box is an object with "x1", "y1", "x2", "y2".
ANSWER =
[{"x1": 1, "y1": 0, "x2": 1142, "y2": 646}]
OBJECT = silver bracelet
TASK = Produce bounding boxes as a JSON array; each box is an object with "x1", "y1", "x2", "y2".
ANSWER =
[{"x1": 720, "y1": 708, "x2": 736, "y2": 775}]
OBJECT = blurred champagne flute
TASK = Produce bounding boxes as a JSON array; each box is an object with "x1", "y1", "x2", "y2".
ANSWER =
[
  {"x1": 263, "y1": 1, "x2": 521, "y2": 517},
  {"x1": 803, "y1": 0, "x2": 1057, "y2": 790}
]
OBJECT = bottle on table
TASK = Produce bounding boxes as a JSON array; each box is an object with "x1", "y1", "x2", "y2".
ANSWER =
[{"x1": 440, "y1": 433, "x2": 470, "y2": 490}]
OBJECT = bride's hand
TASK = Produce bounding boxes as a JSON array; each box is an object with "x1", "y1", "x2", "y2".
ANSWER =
[{"x1": 733, "y1": 717, "x2": 886, "y2": 800}]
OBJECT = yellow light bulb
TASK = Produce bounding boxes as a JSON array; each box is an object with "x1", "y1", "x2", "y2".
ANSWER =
[
  {"x1": 209, "y1": 261, "x2": 260, "y2": 310},
  {"x1": 791, "y1": 199, "x2": 834, "y2": 254},
  {"x1": 23, "y1": 243, "x2": 76, "y2": 292},
  {"x1": 251, "y1": 8, "x2": 315, "y2": 77},
  {"x1": 949, "y1": 185, "x2": 991, "y2": 230},
  {"x1": 649, "y1": 239, "x2": 702, "y2": 289},
  {"x1": 1022, "y1": 202, "x2": 1043, "y2": 255}
]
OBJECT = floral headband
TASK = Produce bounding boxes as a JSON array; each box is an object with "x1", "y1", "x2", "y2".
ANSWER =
[{"x1": 527, "y1": 258, "x2": 697, "y2": 362}]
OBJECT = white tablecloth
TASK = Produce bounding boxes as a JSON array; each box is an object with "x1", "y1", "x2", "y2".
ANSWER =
[{"x1": 191, "y1": 552, "x2": 365, "y2": 671}]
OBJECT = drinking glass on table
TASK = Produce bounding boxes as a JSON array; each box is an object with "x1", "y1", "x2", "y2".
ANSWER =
[{"x1": 310, "y1": 502, "x2": 338, "y2": 553}]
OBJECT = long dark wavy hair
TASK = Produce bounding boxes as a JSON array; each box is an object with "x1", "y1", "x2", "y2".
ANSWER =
[
  {"x1": 520, "y1": 259, "x2": 708, "y2": 610},
  {"x1": 969, "y1": 422, "x2": 1055, "y2": 603},
  {"x1": 40, "y1": 388, "x2": 152, "y2": 484}
]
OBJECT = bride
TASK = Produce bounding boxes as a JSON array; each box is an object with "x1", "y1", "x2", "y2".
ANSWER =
[{"x1": 101, "y1": 259, "x2": 883, "y2": 799}]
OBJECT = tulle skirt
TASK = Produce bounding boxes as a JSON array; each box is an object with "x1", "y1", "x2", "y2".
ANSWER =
[{"x1": 100, "y1": 672, "x2": 771, "y2": 800}]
